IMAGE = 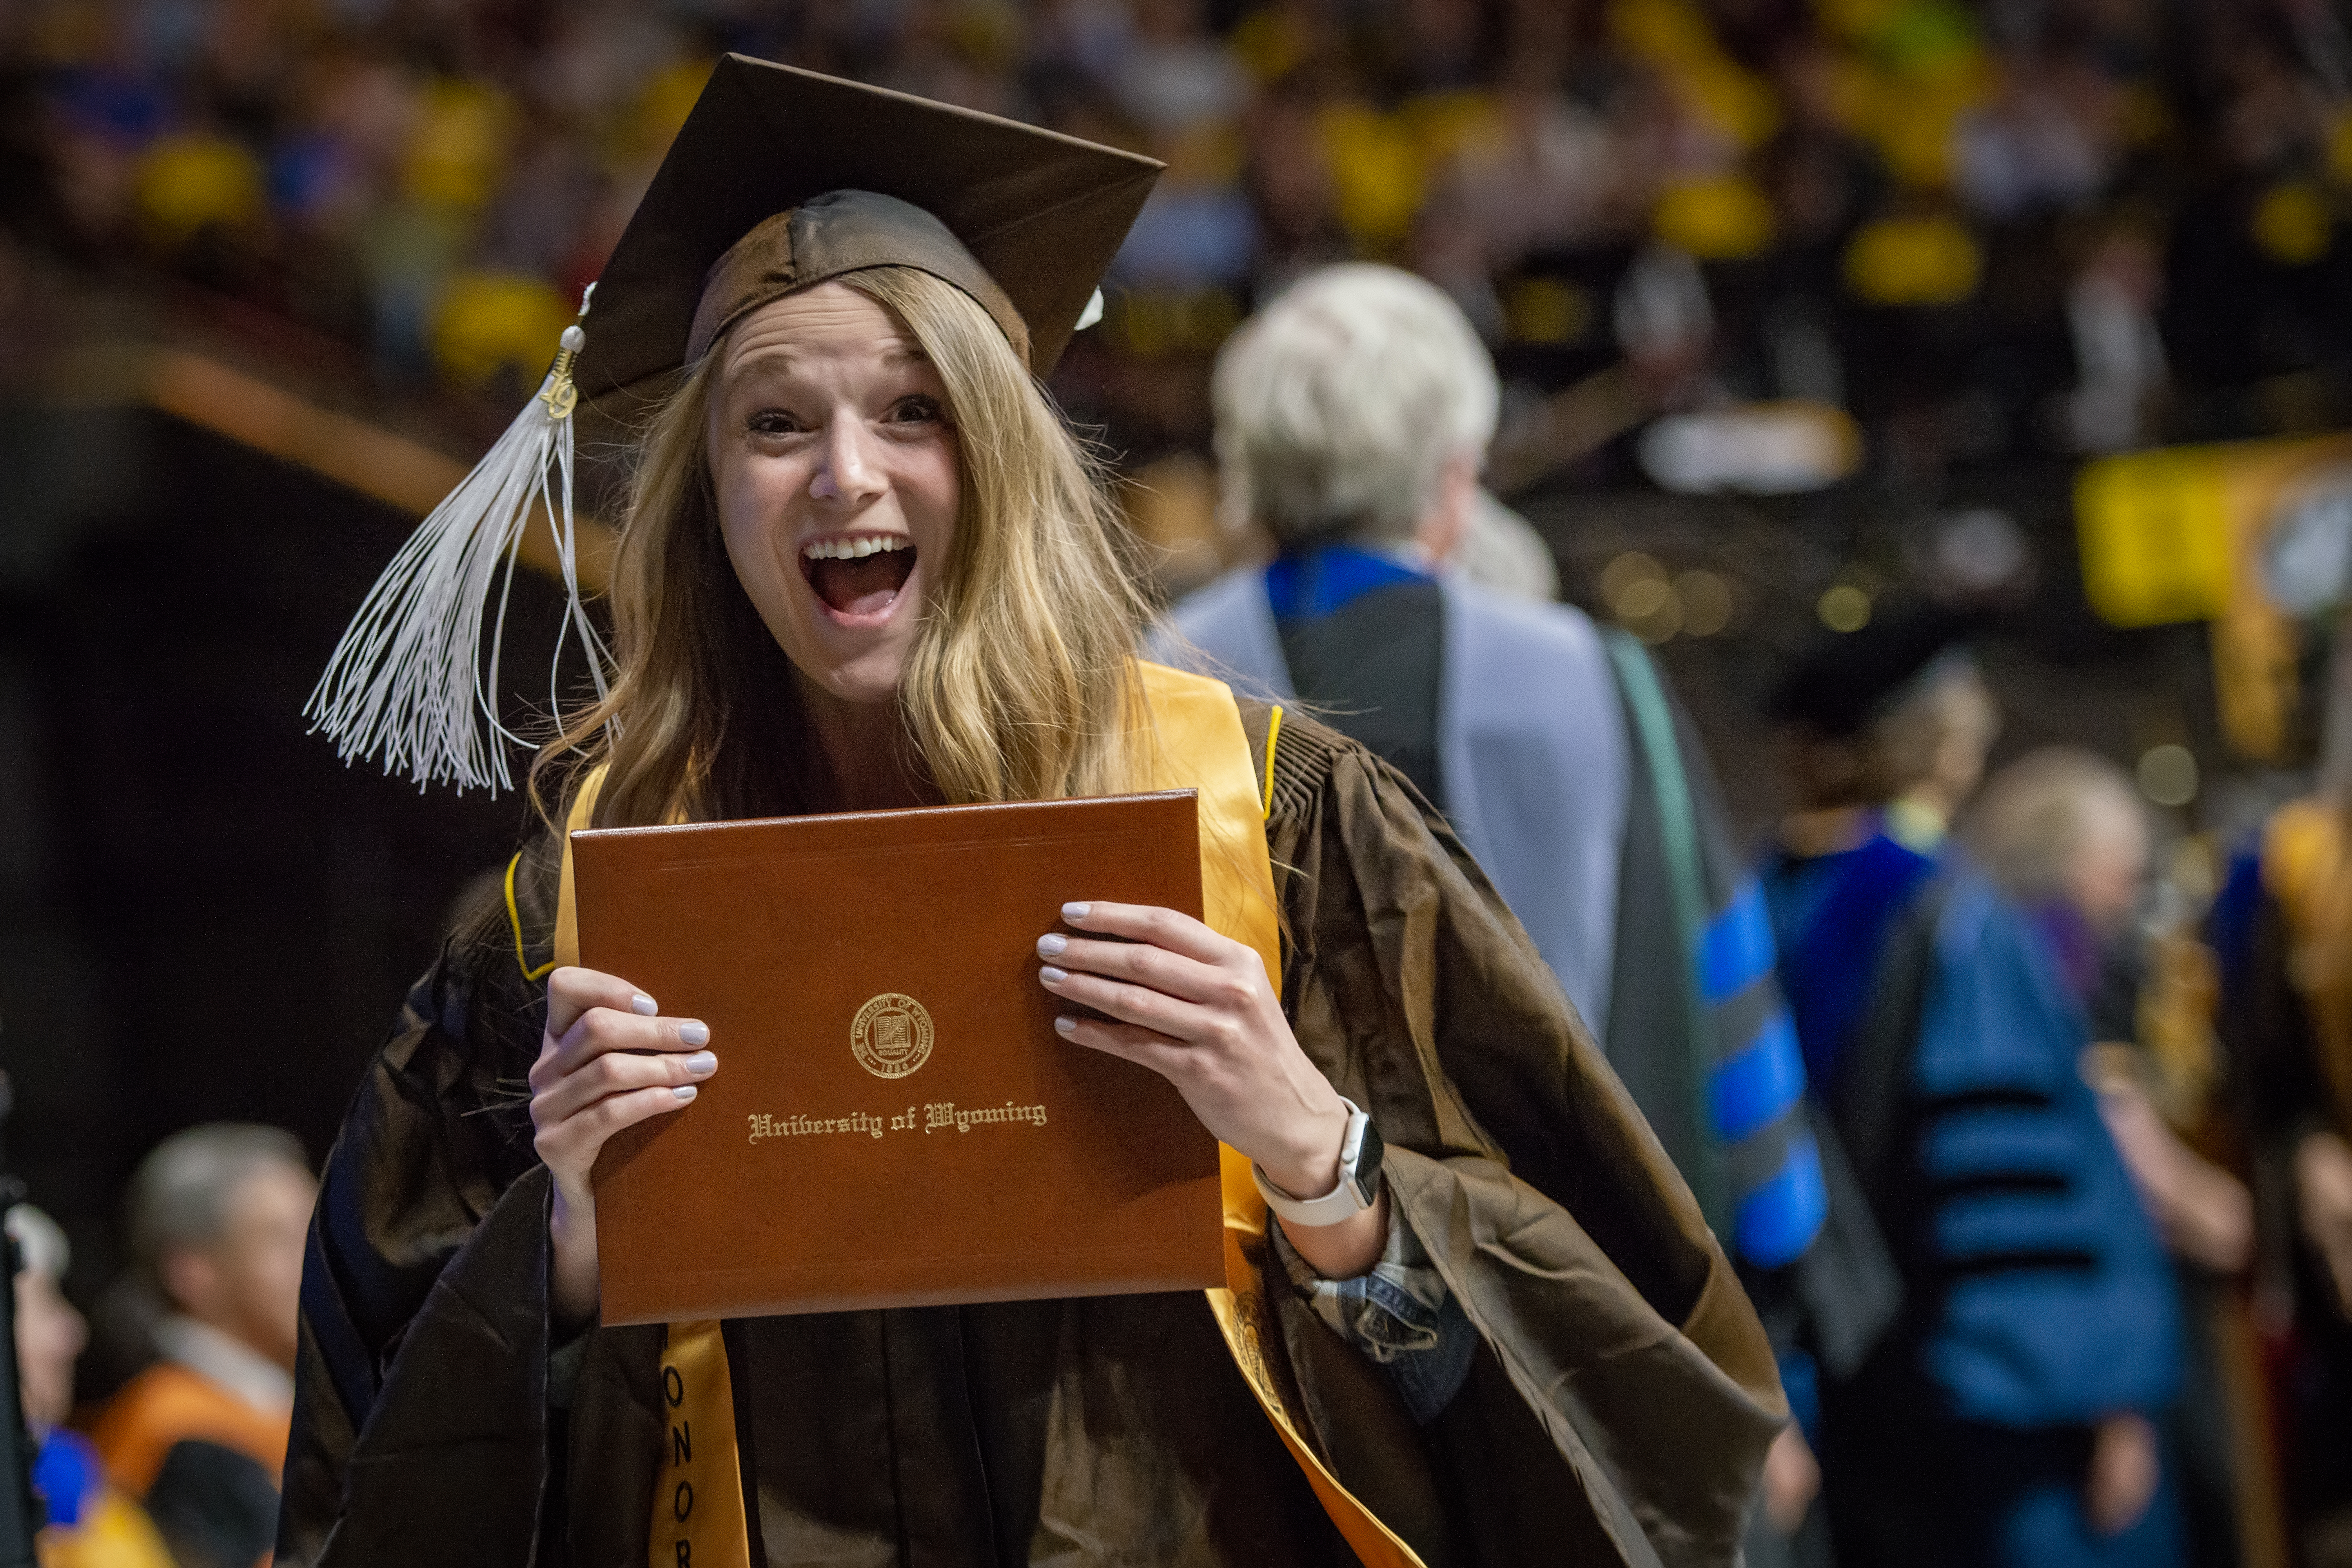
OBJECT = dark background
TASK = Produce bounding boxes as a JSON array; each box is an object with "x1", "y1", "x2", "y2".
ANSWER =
[{"x1": 0, "y1": 406, "x2": 569, "y2": 1324}]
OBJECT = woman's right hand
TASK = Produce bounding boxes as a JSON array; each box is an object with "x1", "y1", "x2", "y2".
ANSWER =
[{"x1": 532, "y1": 966, "x2": 717, "y2": 1329}]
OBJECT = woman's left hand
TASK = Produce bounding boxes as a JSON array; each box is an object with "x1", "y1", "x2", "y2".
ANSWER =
[{"x1": 1038, "y1": 900, "x2": 1385, "y2": 1276}]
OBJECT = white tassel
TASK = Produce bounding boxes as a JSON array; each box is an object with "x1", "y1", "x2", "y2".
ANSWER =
[{"x1": 306, "y1": 305, "x2": 610, "y2": 793}]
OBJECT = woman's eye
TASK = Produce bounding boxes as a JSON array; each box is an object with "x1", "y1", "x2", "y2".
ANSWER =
[
  {"x1": 887, "y1": 396, "x2": 944, "y2": 425},
  {"x1": 746, "y1": 408, "x2": 804, "y2": 436}
]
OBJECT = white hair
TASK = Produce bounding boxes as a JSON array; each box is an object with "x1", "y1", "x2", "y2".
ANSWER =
[
  {"x1": 1965, "y1": 746, "x2": 2149, "y2": 906},
  {"x1": 1212, "y1": 263, "x2": 1500, "y2": 548}
]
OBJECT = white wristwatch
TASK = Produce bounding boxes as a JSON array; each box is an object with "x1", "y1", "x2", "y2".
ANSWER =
[{"x1": 1252, "y1": 1099, "x2": 1385, "y2": 1227}]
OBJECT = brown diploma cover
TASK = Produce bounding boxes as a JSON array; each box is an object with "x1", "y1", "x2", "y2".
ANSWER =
[{"x1": 575, "y1": 790, "x2": 1225, "y2": 1325}]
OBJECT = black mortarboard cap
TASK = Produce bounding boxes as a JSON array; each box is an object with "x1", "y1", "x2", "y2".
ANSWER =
[
  {"x1": 312, "y1": 59, "x2": 1162, "y2": 793},
  {"x1": 573, "y1": 57, "x2": 1163, "y2": 400},
  {"x1": 1768, "y1": 603, "x2": 1982, "y2": 737}
]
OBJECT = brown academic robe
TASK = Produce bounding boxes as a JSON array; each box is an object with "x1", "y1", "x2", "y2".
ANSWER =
[{"x1": 278, "y1": 705, "x2": 1784, "y2": 1567}]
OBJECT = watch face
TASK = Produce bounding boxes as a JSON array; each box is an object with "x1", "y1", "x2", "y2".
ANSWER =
[{"x1": 1350, "y1": 1116, "x2": 1385, "y2": 1206}]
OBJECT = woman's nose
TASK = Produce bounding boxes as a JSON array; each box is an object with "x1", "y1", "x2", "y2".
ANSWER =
[{"x1": 809, "y1": 417, "x2": 883, "y2": 504}]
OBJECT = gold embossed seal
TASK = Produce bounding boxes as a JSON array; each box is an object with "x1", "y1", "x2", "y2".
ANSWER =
[{"x1": 851, "y1": 993, "x2": 934, "y2": 1078}]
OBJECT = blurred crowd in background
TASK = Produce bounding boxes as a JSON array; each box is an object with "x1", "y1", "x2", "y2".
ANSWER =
[{"x1": 4, "y1": 0, "x2": 2352, "y2": 481}]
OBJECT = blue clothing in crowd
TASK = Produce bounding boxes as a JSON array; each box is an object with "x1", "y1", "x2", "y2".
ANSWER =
[
  {"x1": 1765, "y1": 824, "x2": 2185, "y2": 1568},
  {"x1": 33, "y1": 1426, "x2": 103, "y2": 1529},
  {"x1": 1177, "y1": 542, "x2": 1826, "y2": 1268}
]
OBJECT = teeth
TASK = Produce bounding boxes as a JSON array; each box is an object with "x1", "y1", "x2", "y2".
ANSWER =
[{"x1": 800, "y1": 536, "x2": 912, "y2": 561}]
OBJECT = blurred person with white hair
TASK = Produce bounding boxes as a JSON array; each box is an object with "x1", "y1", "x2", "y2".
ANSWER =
[
  {"x1": 1762, "y1": 617, "x2": 2187, "y2": 1568},
  {"x1": 1968, "y1": 747, "x2": 2258, "y2": 1568},
  {"x1": 91, "y1": 1124, "x2": 312, "y2": 1525},
  {"x1": 1965, "y1": 749, "x2": 2248, "y2": 1267},
  {"x1": 8, "y1": 1203, "x2": 172, "y2": 1566},
  {"x1": 1163, "y1": 261, "x2": 1889, "y2": 1558}
]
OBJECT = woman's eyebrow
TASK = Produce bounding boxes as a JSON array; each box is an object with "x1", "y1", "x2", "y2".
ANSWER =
[{"x1": 726, "y1": 340, "x2": 932, "y2": 379}]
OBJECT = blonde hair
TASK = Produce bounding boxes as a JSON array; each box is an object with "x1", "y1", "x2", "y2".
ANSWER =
[{"x1": 537, "y1": 266, "x2": 1151, "y2": 826}]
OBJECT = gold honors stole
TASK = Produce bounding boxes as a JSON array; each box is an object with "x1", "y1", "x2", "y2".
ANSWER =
[{"x1": 548, "y1": 662, "x2": 1424, "y2": 1568}]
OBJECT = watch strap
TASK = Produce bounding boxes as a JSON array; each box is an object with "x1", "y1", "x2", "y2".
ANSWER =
[{"x1": 1252, "y1": 1100, "x2": 1381, "y2": 1228}]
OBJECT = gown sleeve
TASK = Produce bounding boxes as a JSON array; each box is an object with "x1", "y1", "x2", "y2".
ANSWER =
[
  {"x1": 1257, "y1": 709, "x2": 1785, "y2": 1568},
  {"x1": 277, "y1": 835, "x2": 570, "y2": 1566},
  {"x1": 1905, "y1": 872, "x2": 2184, "y2": 1428}
]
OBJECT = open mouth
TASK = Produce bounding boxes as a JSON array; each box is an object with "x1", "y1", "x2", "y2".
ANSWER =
[{"x1": 799, "y1": 534, "x2": 916, "y2": 619}]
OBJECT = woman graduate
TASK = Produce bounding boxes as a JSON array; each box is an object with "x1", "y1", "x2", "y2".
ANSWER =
[{"x1": 280, "y1": 60, "x2": 1783, "y2": 1568}]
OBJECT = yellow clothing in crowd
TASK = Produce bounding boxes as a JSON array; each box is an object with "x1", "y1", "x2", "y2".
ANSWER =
[{"x1": 30, "y1": 1430, "x2": 172, "y2": 1568}]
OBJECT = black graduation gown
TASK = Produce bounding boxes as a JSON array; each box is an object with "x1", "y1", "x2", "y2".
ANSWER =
[{"x1": 279, "y1": 707, "x2": 1785, "y2": 1567}]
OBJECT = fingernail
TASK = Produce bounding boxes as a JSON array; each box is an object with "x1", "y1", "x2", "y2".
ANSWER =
[
  {"x1": 684, "y1": 1051, "x2": 717, "y2": 1076},
  {"x1": 1037, "y1": 933, "x2": 1067, "y2": 957},
  {"x1": 1054, "y1": 1016, "x2": 1078, "y2": 1035},
  {"x1": 632, "y1": 993, "x2": 658, "y2": 1016},
  {"x1": 1039, "y1": 966, "x2": 1068, "y2": 985},
  {"x1": 671, "y1": 1085, "x2": 698, "y2": 1102},
  {"x1": 679, "y1": 1020, "x2": 710, "y2": 1046},
  {"x1": 1062, "y1": 902, "x2": 1091, "y2": 922}
]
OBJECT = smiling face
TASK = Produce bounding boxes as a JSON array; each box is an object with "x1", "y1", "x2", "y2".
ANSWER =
[{"x1": 707, "y1": 282, "x2": 962, "y2": 708}]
